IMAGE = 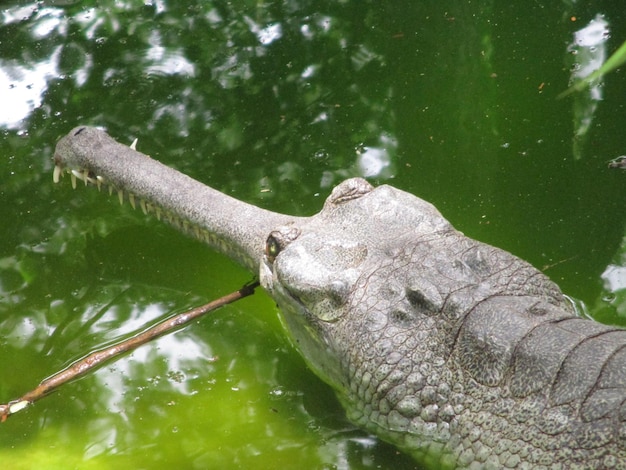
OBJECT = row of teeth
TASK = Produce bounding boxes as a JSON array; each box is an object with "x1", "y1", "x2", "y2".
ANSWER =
[
  {"x1": 53, "y1": 163, "x2": 219, "y2": 245},
  {"x1": 52, "y1": 137, "x2": 233, "y2": 250},
  {"x1": 54, "y1": 164, "x2": 161, "y2": 217},
  {"x1": 51, "y1": 137, "x2": 155, "y2": 213}
]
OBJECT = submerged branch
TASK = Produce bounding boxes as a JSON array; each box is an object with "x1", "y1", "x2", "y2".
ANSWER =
[{"x1": 0, "y1": 280, "x2": 259, "y2": 422}]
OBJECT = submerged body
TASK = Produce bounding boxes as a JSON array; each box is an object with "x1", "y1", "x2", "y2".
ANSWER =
[{"x1": 54, "y1": 127, "x2": 626, "y2": 469}]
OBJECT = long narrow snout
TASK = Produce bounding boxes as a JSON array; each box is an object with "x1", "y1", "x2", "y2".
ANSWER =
[{"x1": 53, "y1": 126, "x2": 302, "y2": 274}]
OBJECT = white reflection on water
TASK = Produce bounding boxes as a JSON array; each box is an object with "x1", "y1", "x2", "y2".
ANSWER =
[
  {"x1": 0, "y1": 6, "x2": 64, "y2": 129},
  {"x1": 0, "y1": 48, "x2": 61, "y2": 129},
  {"x1": 97, "y1": 301, "x2": 214, "y2": 392},
  {"x1": 0, "y1": 4, "x2": 194, "y2": 130},
  {"x1": 79, "y1": 301, "x2": 216, "y2": 458},
  {"x1": 566, "y1": 14, "x2": 610, "y2": 159},
  {"x1": 602, "y1": 261, "x2": 626, "y2": 293},
  {"x1": 145, "y1": 30, "x2": 195, "y2": 77},
  {"x1": 356, "y1": 133, "x2": 396, "y2": 179},
  {"x1": 244, "y1": 16, "x2": 283, "y2": 46}
]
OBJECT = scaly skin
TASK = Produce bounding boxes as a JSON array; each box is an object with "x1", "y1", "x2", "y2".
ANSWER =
[{"x1": 54, "y1": 127, "x2": 626, "y2": 469}]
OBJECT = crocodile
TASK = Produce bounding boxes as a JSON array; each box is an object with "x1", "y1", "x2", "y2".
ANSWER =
[{"x1": 53, "y1": 126, "x2": 626, "y2": 469}]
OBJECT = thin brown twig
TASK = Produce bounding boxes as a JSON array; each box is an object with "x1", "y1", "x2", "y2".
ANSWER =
[{"x1": 0, "y1": 280, "x2": 259, "y2": 422}]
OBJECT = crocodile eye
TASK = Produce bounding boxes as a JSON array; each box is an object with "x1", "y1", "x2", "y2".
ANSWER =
[
  {"x1": 265, "y1": 227, "x2": 301, "y2": 264},
  {"x1": 265, "y1": 234, "x2": 282, "y2": 263}
]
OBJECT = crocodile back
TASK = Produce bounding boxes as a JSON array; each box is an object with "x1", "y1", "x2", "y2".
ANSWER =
[{"x1": 339, "y1": 235, "x2": 626, "y2": 468}]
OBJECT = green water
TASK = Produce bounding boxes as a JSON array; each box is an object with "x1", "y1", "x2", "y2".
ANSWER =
[{"x1": 1, "y1": 1, "x2": 625, "y2": 469}]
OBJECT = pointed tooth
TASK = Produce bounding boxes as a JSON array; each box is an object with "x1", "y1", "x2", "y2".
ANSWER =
[
  {"x1": 82, "y1": 170, "x2": 89, "y2": 185},
  {"x1": 70, "y1": 169, "x2": 83, "y2": 188},
  {"x1": 155, "y1": 207, "x2": 162, "y2": 220},
  {"x1": 108, "y1": 185, "x2": 114, "y2": 196},
  {"x1": 130, "y1": 138, "x2": 138, "y2": 150},
  {"x1": 140, "y1": 199, "x2": 147, "y2": 214},
  {"x1": 96, "y1": 178, "x2": 102, "y2": 191},
  {"x1": 118, "y1": 190, "x2": 124, "y2": 205},
  {"x1": 53, "y1": 165, "x2": 62, "y2": 183},
  {"x1": 129, "y1": 193, "x2": 136, "y2": 209}
]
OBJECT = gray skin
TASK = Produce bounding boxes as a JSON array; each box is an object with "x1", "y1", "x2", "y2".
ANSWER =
[{"x1": 54, "y1": 126, "x2": 626, "y2": 469}]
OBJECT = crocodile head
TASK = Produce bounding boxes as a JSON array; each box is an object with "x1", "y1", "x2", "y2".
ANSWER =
[
  {"x1": 260, "y1": 178, "x2": 456, "y2": 391},
  {"x1": 260, "y1": 177, "x2": 569, "y2": 415}
]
